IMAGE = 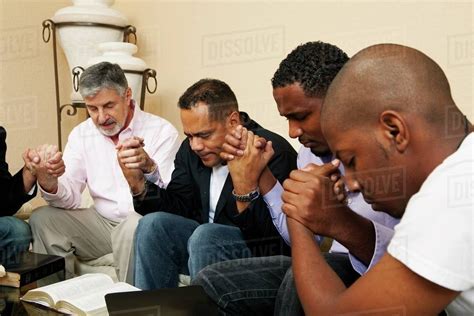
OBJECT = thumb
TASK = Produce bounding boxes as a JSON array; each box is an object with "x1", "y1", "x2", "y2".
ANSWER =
[{"x1": 302, "y1": 159, "x2": 340, "y2": 176}]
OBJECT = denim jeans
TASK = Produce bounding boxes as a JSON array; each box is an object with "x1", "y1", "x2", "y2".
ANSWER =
[
  {"x1": 0, "y1": 216, "x2": 31, "y2": 265},
  {"x1": 134, "y1": 212, "x2": 251, "y2": 289},
  {"x1": 193, "y1": 253, "x2": 360, "y2": 316}
]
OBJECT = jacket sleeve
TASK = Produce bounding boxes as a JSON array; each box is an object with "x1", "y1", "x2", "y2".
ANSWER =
[
  {"x1": 133, "y1": 140, "x2": 201, "y2": 220},
  {"x1": 39, "y1": 127, "x2": 87, "y2": 209},
  {"x1": 0, "y1": 127, "x2": 36, "y2": 216}
]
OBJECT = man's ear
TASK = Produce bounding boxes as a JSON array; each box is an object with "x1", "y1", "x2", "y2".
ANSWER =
[
  {"x1": 125, "y1": 87, "x2": 132, "y2": 103},
  {"x1": 227, "y1": 111, "x2": 240, "y2": 128},
  {"x1": 379, "y1": 110, "x2": 409, "y2": 153}
]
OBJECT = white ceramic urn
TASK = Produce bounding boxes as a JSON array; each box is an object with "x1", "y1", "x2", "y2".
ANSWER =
[
  {"x1": 87, "y1": 42, "x2": 147, "y2": 108},
  {"x1": 52, "y1": 0, "x2": 128, "y2": 103}
]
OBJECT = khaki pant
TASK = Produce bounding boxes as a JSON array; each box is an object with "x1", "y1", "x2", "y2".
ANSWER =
[{"x1": 29, "y1": 206, "x2": 141, "y2": 284}]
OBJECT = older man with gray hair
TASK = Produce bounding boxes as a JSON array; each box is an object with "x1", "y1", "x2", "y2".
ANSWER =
[{"x1": 29, "y1": 62, "x2": 180, "y2": 284}]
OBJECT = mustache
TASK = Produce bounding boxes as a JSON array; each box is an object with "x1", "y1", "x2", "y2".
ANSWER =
[{"x1": 100, "y1": 119, "x2": 116, "y2": 126}]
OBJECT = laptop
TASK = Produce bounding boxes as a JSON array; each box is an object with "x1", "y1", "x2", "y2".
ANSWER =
[{"x1": 105, "y1": 285, "x2": 218, "y2": 316}]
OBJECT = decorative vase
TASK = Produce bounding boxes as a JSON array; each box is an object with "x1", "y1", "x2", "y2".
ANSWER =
[
  {"x1": 52, "y1": 0, "x2": 128, "y2": 103},
  {"x1": 87, "y1": 42, "x2": 147, "y2": 108}
]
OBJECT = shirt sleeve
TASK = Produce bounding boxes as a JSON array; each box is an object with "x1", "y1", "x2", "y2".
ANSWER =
[
  {"x1": 143, "y1": 122, "x2": 180, "y2": 188},
  {"x1": 349, "y1": 220, "x2": 395, "y2": 274},
  {"x1": 263, "y1": 181, "x2": 322, "y2": 246},
  {"x1": 388, "y1": 148, "x2": 473, "y2": 291},
  {"x1": 40, "y1": 128, "x2": 87, "y2": 209}
]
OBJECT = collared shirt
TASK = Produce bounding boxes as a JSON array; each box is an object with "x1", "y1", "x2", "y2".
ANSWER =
[
  {"x1": 41, "y1": 101, "x2": 180, "y2": 222},
  {"x1": 263, "y1": 146, "x2": 399, "y2": 274}
]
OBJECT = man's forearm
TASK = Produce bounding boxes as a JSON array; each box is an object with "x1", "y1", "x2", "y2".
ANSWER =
[
  {"x1": 258, "y1": 167, "x2": 277, "y2": 195},
  {"x1": 21, "y1": 166, "x2": 36, "y2": 193},
  {"x1": 327, "y1": 207, "x2": 375, "y2": 266},
  {"x1": 287, "y1": 217, "x2": 346, "y2": 315}
]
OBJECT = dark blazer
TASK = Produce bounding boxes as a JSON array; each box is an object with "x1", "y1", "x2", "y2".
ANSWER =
[
  {"x1": 0, "y1": 126, "x2": 36, "y2": 216},
  {"x1": 134, "y1": 113, "x2": 296, "y2": 256}
]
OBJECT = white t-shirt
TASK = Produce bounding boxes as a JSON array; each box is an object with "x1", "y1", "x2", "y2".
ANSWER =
[{"x1": 388, "y1": 133, "x2": 473, "y2": 315}]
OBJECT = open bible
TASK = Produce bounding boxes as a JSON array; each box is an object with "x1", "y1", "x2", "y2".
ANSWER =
[{"x1": 21, "y1": 273, "x2": 140, "y2": 315}]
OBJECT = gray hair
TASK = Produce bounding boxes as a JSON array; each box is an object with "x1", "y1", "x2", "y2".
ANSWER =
[{"x1": 79, "y1": 62, "x2": 128, "y2": 99}]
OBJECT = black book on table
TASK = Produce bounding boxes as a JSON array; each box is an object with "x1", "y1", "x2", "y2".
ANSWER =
[{"x1": 0, "y1": 252, "x2": 65, "y2": 288}]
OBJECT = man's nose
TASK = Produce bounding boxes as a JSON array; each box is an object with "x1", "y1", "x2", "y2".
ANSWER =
[
  {"x1": 190, "y1": 137, "x2": 204, "y2": 151},
  {"x1": 345, "y1": 172, "x2": 361, "y2": 193},
  {"x1": 288, "y1": 121, "x2": 303, "y2": 139},
  {"x1": 98, "y1": 109, "x2": 108, "y2": 124}
]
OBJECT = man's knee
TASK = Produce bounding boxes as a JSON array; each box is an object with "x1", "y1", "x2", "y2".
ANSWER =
[
  {"x1": 137, "y1": 212, "x2": 174, "y2": 233},
  {"x1": 188, "y1": 224, "x2": 239, "y2": 249},
  {"x1": 188, "y1": 223, "x2": 216, "y2": 247},
  {"x1": 29, "y1": 206, "x2": 61, "y2": 232},
  {"x1": 0, "y1": 217, "x2": 31, "y2": 241},
  {"x1": 115, "y1": 212, "x2": 142, "y2": 239},
  {"x1": 135, "y1": 212, "x2": 186, "y2": 246}
]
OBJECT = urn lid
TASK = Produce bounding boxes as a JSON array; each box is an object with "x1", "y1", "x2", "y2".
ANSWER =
[
  {"x1": 53, "y1": 0, "x2": 128, "y2": 27},
  {"x1": 87, "y1": 42, "x2": 147, "y2": 72}
]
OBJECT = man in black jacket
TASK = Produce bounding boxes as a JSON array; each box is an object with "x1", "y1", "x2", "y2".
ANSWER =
[
  {"x1": 0, "y1": 127, "x2": 36, "y2": 264},
  {"x1": 118, "y1": 79, "x2": 296, "y2": 289}
]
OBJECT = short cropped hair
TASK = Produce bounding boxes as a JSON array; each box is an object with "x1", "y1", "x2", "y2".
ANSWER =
[
  {"x1": 79, "y1": 62, "x2": 128, "y2": 99},
  {"x1": 178, "y1": 79, "x2": 239, "y2": 122},
  {"x1": 272, "y1": 41, "x2": 349, "y2": 97}
]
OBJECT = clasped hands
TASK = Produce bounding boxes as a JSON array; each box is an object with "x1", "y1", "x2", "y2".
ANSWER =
[
  {"x1": 116, "y1": 137, "x2": 156, "y2": 195},
  {"x1": 282, "y1": 161, "x2": 351, "y2": 236},
  {"x1": 23, "y1": 144, "x2": 65, "y2": 193},
  {"x1": 221, "y1": 125, "x2": 273, "y2": 195},
  {"x1": 221, "y1": 125, "x2": 350, "y2": 236}
]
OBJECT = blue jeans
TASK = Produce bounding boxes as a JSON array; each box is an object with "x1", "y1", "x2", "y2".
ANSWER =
[
  {"x1": 134, "y1": 212, "x2": 251, "y2": 289},
  {"x1": 0, "y1": 216, "x2": 31, "y2": 265},
  {"x1": 193, "y1": 253, "x2": 360, "y2": 316}
]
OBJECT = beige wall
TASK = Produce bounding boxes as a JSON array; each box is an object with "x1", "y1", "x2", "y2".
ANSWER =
[{"x1": 0, "y1": 0, "x2": 472, "y2": 207}]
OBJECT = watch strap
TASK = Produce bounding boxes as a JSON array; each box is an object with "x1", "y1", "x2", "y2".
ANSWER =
[{"x1": 232, "y1": 187, "x2": 260, "y2": 202}]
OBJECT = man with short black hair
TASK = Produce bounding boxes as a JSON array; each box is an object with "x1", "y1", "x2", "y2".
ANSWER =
[
  {"x1": 193, "y1": 42, "x2": 398, "y2": 315},
  {"x1": 123, "y1": 78, "x2": 296, "y2": 290},
  {"x1": 285, "y1": 43, "x2": 473, "y2": 315},
  {"x1": 29, "y1": 62, "x2": 180, "y2": 283}
]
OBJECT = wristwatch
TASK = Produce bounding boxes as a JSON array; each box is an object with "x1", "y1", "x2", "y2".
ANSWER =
[{"x1": 232, "y1": 187, "x2": 260, "y2": 202}]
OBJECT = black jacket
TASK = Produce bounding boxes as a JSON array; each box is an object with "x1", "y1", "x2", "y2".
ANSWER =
[
  {"x1": 0, "y1": 127, "x2": 36, "y2": 216},
  {"x1": 134, "y1": 113, "x2": 296, "y2": 256}
]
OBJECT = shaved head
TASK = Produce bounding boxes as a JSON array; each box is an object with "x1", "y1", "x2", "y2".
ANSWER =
[
  {"x1": 320, "y1": 44, "x2": 471, "y2": 217},
  {"x1": 322, "y1": 44, "x2": 455, "y2": 133}
]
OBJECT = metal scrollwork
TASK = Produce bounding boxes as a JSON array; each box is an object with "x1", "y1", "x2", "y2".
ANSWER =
[
  {"x1": 42, "y1": 19, "x2": 54, "y2": 43},
  {"x1": 145, "y1": 69, "x2": 157, "y2": 94},
  {"x1": 72, "y1": 66, "x2": 85, "y2": 92},
  {"x1": 123, "y1": 25, "x2": 137, "y2": 45},
  {"x1": 59, "y1": 104, "x2": 78, "y2": 117}
]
